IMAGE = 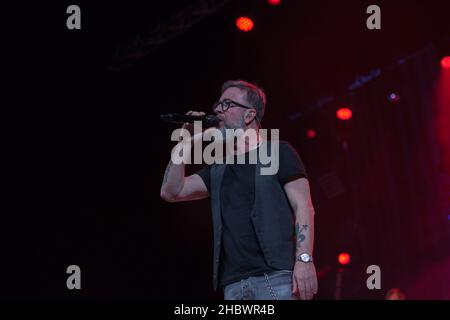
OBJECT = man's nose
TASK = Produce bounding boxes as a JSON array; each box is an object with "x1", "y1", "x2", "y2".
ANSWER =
[{"x1": 213, "y1": 106, "x2": 224, "y2": 114}]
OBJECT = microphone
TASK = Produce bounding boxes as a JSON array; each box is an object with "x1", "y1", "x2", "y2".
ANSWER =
[{"x1": 160, "y1": 113, "x2": 220, "y2": 127}]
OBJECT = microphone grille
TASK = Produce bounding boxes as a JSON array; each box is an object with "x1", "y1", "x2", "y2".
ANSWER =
[{"x1": 205, "y1": 114, "x2": 220, "y2": 126}]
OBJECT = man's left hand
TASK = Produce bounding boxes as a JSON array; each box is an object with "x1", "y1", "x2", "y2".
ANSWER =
[{"x1": 292, "y1": 261, "x2": 318, "y2": 300}]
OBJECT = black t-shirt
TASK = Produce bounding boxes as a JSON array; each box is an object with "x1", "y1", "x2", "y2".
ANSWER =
[{"x1": 196, "y1": 141, "x2": 307, "y2": 288}]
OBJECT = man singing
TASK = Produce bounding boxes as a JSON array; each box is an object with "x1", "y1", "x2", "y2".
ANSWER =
[{"x1": 160, "y1": 80, "x2": 317, "y2": 300}]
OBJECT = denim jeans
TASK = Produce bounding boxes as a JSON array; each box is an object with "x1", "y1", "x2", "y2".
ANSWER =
[{"x1": 223, "y1": 270, "x2": 298, "y2": 300}]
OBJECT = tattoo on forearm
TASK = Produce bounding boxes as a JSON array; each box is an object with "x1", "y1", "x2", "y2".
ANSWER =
[
  {"x1": 162, "y1": 160, "x2": 173, "y2": 186},
  {"x1": 295, "y1": 223, "x2": 308, "y2": 248}
]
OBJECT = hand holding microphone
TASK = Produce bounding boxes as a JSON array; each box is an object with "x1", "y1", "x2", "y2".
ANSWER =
[
  {"x1": 161, "y1": 110, "x2": 222, "y2": 145},
  {"x1": 181, "y1": 111, "x2": 206, "y2": 134},
  {"x1": 160, "y1": 111, "x2": 220, "y2": 132}
]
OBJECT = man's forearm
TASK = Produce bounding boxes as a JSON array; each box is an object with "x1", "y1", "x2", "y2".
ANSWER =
[
  {"x1": 160, "y1": 141, "x2": 192, "y2": 198},
  {"x1": 160, "y1": 128, "x2": 204, "y2": 200},
  {"x1": 294, "y1": 205, "x2": 315, "y2": 259},
  {"x1": 161, "y1": 159, "x2": 185, "y2": 197}
]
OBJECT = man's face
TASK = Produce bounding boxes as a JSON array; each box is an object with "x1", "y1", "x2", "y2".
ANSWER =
[{"x1": 213, "y1": 87, "x2": 250, "y2": 130}]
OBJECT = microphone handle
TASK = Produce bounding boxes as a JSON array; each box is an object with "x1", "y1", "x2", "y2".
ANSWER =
[
  {"x1": 160, "y1": 113, "x2": 198, "y2": 124},
  {"x1": 160, "y1": 113, "x2": 220, "y2": 127}
]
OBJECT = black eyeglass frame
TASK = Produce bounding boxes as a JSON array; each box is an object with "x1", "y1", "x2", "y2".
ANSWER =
[
  {"x1": 212, "y1": 98, "x2": 254, "y2": 112},
  {"x1": 212, "y1": 98, "x2": 261, "y2": 125}
]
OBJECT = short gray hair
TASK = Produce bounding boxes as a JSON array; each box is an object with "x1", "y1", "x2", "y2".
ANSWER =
[{"x1": 221, "y1": 80, "x2": 267, "y2": 123}]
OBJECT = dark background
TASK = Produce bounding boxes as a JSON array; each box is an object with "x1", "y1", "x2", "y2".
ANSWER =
[{"x1": 1, "y1": 0, "x2": 450, "y2": 299}]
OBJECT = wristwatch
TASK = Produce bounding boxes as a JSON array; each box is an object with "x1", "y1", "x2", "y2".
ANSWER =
[{"x1": 296, "y1": 253, "x2": 313, "y2": 263}]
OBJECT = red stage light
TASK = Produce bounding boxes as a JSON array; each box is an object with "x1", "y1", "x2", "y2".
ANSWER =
[
  {"x1": 338, "y1": 253, "x2": 351, "y2": 265},
  {"x1": 307, "y1": 129, "x2": 316, "y2": 138},
  {"x1": 441, "y1": 56, "x2": 450, "y2": 69},
  {"x1": 336, "y1": 107, "x2": 352, "y2": 120},
  {"x1": 236, "y1": 17, "x2": 254, "y2": 32},
  {"x1": 267, "y1": 0, "x2": 281, "y2": 5}
]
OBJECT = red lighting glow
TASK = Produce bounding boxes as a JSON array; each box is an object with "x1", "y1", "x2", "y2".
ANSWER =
[
  {"x1": 338, "y1": 253, "x2": 351, "y2": 265},
  {"x1": 307, "y1": 129, "x2": 316, "y2": 138},
  {"x1": 441, "y1": 56, "x2": 450, "y2": 69},
  {"x1": 336, "y1": 107, "x2": 352, "y2": 120},
  {"x1": 236, "y1": 17, "x2": 254, "y2": 32},
  {"x1": 267, "y1": 0, "x2": 281, "y2": 5}
]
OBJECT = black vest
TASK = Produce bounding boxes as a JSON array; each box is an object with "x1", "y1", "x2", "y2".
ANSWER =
[{"x1": 210, "y1": 141, "x2": 296, "y2": 290}]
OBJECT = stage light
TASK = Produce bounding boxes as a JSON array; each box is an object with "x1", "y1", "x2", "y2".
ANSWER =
[
  {"x1": 338, "y1": 252, "x2": 351, "y2": 265},
  {"x1": 388, "y1": 92, "x2": 400, "y2": 102},
  {"x1": 385, "y1": 288, "x2": 406, "y2": 300},
  {"x1": 336, "y1": 107, "x2": 352, "y2": 120},
  {"x1": 441, "y1": 56, "x2": 450, "y2": 69},
  {"x1": 236, "y1": 17, "x2": 254, "y2": 32},
  {"x1": 306, "y1": 129, "x2": 316, "y2": 138},
  {"x1": 267, "y1": 0, "x2": 281, "y2": 5}
]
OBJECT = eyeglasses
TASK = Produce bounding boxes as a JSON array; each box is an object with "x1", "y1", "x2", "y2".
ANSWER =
[{"x1": 212, "y1": 98, "x2": 254, "y2": 113}]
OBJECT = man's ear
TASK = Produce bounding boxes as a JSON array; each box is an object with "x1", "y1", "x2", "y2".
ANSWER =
[{"x1": 245, "y1": 109, "x2": 256, "y2": 125}]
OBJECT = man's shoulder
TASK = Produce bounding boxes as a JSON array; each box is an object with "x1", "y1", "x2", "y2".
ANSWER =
[
  {"x1": 278, "y1": 140, "x2": 291, "y2": 146},
  {"x1": 272, "y1": 140, "x2": 303, "y2": 159},
  {"x1": 266, "y1": 139, "x2": 290, "y2": 145},
  {"x1": 269, "y1": 140, "x2": 295, "y2": 149}
]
